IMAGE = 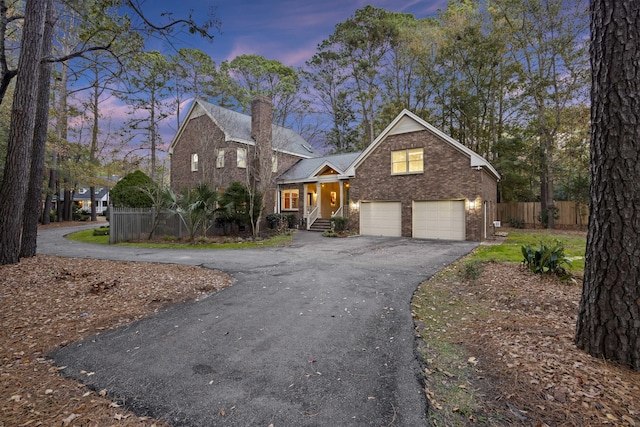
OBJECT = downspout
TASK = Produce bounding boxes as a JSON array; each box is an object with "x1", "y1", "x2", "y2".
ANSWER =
[{"x1": 483, "y1": 200, "x2": 488, "y2": 240}]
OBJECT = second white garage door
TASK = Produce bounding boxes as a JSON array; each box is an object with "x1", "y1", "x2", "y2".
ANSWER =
[
  {"x1": 413, "y1": 200, "x2": 465, "y2": 240},
  {"x1": 360, "y1": 201, "x2": 402, "y2": 237}
]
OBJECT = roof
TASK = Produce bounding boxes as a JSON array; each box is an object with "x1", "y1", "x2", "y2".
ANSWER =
[
  {"x1": 169, "y1": 99, "x2": 319, "y2": 159},
  {"x1": 277, "y1": 152, "x2": 362, "y2": 183},
  {"x1": 348, "y1": 109, "x2": 501, "y2": 180},
  {"x1": 62, "y1": 187, "x2": 109, "y2": 201}
]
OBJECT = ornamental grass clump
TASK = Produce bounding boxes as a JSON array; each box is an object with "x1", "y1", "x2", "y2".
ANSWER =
[{"x1": 521, "y1": 239, "x2": 572, "y2": 278}]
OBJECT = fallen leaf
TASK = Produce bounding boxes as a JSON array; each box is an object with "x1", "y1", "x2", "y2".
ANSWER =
[{"x1": 61, "y1": 414, "x2": 79, "y2": 425}]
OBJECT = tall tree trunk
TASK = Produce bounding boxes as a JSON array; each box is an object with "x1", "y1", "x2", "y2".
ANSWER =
[
  {"x1": 20, "y1": 0, "x2": 55, "y2": 258},
  {"x1": 150, "y1": 88, "x2": 157, "y2": 182},
  {"x1": 57, "y1": 57, "x2": 70, "y2": 221},
  {"x1": 42, "y1": 167, "x2": 56, "y2": 224},
  {"x1": 540, "y1": 132, "x2": 555, "y2": 229},
  {"x1": 575, "y1": 0, "x2": 640, "y2": 371},
  {"x1": 0, "y1": 0, "x2": 47, "y2": 265},
  {"x1": 89, "y1": 77, "x2": 100, "y2": 221}
]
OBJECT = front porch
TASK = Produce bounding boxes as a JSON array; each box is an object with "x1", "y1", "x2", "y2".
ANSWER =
[{"x1": 303, "y1": 180, "x2": 349, "y2": 231}]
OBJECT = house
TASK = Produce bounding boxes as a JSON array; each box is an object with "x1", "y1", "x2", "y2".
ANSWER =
[
  {"x1": 55, "y1": 186, "x2": 110, "y2": 215},
  {"x1": 169, "y1": 98, "x2": 500, "y2": 241},
  {"x1": 169, "y1": 96, "x2": 318, "y2": 221},
  {"x1": 74, "y1": 187, "x2": 110, "y2": 215}
]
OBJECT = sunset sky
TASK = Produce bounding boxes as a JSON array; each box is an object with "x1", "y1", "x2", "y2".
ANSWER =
[
  {"x1": 81, "y1": 1, "x2": 450, "y2": 161},
  {"x1": 142, "y1": 0, "x2": 448, "y2": 67}
]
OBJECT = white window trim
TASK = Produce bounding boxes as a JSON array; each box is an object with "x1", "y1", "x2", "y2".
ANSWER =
[
  {"x1": 216, "y1": 149, "x2": 225, "y2": 168},
  {"x1": 191, "y1": 153, "x2": 199, "y2": 172},
  {"x1": 237, "y1": 147, "x2": 247, "y2": 168},
  {"x1": 281, "y1": 189, "x2": 299, "y2": 211},
  {"x1": 391, "y1": 148, "x2": 423, "y2": 175}
]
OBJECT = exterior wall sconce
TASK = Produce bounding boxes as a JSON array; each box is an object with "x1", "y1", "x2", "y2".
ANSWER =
[{"x1": 469, "y1": 200, "x2": 476, "y2": 209}]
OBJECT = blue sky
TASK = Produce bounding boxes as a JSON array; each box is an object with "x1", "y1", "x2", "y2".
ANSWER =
[
  {"x1": 142, "y1": 0, "x2": 448, "y2": 67},
  {"x1": 91, "y1": 1, "x2": 449, "y2": 163}
]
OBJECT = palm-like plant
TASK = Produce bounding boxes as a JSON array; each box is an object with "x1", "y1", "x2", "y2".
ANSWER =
[{"x1": 170, "y1": 183, "x2": 218, "y2": 241}]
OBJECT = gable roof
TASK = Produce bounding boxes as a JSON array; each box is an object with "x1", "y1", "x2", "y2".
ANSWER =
[
  {"x1": 277, "y1": 152, "x2": 362, "y2": 183},
  {"x1": 348, "y1": 109, "x2": 500, "y2": 180},
  {"x1": 168, "y1": 98, "x2": 319, "y2": 159}
]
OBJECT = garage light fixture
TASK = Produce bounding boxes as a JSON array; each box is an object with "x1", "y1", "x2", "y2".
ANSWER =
[{"x1": 468, "y1": 200, "x2": 476, "y2": 209}]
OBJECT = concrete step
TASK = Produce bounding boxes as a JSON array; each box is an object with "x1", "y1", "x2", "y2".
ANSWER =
[{"x1": 309, "y1": 219, "x2": 331, "y2": 232}]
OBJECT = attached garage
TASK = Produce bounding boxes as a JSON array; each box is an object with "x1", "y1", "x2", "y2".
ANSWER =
[
  {"x1": 413, "y1": 200, "x2": 466, "y2": 240},
  {"x1": 360, "y1": 201, "x2": 402, "y2": 237}
]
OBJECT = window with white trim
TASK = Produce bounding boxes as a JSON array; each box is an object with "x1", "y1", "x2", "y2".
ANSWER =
[
  {"x1": 216, "y1": 149, "x2": 225, "y2": 168},
  {"x1": 237, "y1": 148, "x2": 247, "y2": 168},
  {"x1": 281, "y1": 189, "x2": 299, "y2": 210},
  {"x1": 272, "y1": 154, "x2": 278, "y2": 173},
  {"x1": 391, "y1": 148, "x2": 423, "y2": 174},
  {"x1": 191, "y1": 153, "x2": 199, "y2": 172}
]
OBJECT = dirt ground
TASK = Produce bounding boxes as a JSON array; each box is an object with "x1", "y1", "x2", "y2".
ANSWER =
[
  {"x1": 1, "y1": 221, "x2": 639, "y2": 426},
  {"x1": 1, "y1": 222, "x2": 233, "y2": 426},
  {"x1": 416, "y1": 262, "x2": 640, "y2": 426}
]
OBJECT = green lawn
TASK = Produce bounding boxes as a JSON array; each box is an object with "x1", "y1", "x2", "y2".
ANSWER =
[
  {"x1": 470, "y1": 230, "x2": 586, "y2": 273},
  {"x1": 66, "y1": 228, "x2": 293, "y2": 249}
]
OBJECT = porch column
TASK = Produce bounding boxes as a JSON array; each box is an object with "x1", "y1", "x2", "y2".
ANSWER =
[
  {"x1": 298, "y1": 184, "x2": 309, "y2": 218},
  {"x1": 339, "y1": 181, "x2": 344, "y2": 214},
  {"x1": 316, "y1": 182, "x2": 321, "y2": 215}
]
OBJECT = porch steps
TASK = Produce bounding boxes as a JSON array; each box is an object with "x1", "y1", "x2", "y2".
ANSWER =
[{"x1": 309, "y1": 218, "x2": 331, "y2": 232}]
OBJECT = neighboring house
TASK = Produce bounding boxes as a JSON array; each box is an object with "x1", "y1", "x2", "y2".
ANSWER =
[
  {"x1": 73, "y1": 187, "x2": 110, "y2": 215},
  {"x1": 170, "y1": 99, "x2": 500, "y2": 241}
]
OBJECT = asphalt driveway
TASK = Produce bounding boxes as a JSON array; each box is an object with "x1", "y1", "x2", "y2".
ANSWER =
[{"x1": 40, "y1": 226, "x2": 477, "y2": 426}]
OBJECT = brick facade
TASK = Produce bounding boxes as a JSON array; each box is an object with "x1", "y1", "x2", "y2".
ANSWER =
[
  {"x1": 170, "y1": 105, "x2": 304, "y2": 226},
  {"x1": 348, "y1": 128, "x2": 497, "y2": 241}
]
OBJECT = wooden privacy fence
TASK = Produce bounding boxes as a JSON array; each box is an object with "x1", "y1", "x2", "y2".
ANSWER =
[
  {"x1": 496, "y1": 201, "x2": 589, "y2": 228},
  {"x1": 109, "y1": 208, "x2": 185, "y2": 243}
]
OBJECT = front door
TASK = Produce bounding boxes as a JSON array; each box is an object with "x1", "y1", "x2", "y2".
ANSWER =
[{"x1": 320, "y1": 182, "x2": 340, "y2": 218}]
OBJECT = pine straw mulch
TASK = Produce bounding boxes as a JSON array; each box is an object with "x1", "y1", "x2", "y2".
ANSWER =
[
  {"x1": 418, "y1": 262, "x2": 640, "y2": 426},
  {"x1": 0, "y1": 254, "x2": 232, "y2": 427}
]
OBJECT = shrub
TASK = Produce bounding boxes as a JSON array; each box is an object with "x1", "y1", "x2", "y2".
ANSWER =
[
  {"x1": 521, "y1": 240, "x2": 571, "y2": 278},
  {"x1": 92, "y1": 227, "x2": 109, "y2": 236},
  {"x1": 460, "y1": 260, "x2": 483, "y2": 281},
  {"x1": 506, "y1": 216, "x2": 524, "y2": 229},
  {"x1": 330, "y1": 216, "x2": 349, "y2": 232},
  {"x1": 266, "y1": 213, "x2": 296, "y2": 230},
  {"x1": 110, "y1": 170, "x2": 153, "y2": 208},
  {"x1": 537, "y1": 207, "x2": 559, "y2": 228}
]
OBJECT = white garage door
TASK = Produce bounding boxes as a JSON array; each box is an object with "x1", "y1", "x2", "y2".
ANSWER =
[
  {"x1": 413, "y1": 200, "x2": 465, "y2": 240},
  {"x1": 360, "y1": 201, "x2": 402, "y2": 237}
]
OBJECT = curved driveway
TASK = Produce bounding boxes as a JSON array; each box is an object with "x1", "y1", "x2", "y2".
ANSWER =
[{"x1": 41, "y1": 226, "x2": 476, "y2": 426}]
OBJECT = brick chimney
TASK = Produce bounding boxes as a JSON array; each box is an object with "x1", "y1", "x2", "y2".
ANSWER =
[{"x1": 251, "y1": 95, "x2": 273, "y2": 158}]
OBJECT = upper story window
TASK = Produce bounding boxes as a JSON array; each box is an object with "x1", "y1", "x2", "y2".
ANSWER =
[
  {"x1": 391, "y1": 148, "x2": 423, "y2": 174},
  {"x1": 237, "y1": 147, "x2": 247, "y2": 168},
  {"x1": 191, "y1": 153, "x2": 199, "y2": 172},
  {"x1": 216, "y1": 149, "x2": 225, "y2": 168}
]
